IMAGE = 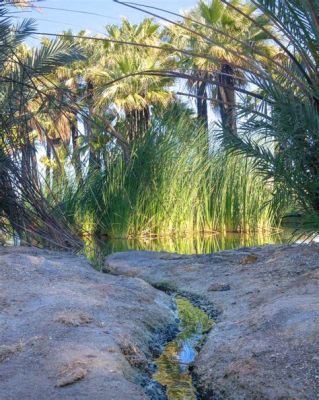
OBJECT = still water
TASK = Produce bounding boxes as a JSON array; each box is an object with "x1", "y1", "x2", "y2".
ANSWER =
[{"x1": 84, "y1": 230, "x2": 292, "y2": 267}]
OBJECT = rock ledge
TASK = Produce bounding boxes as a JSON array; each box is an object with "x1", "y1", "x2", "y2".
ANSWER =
[
  {"x1": 0, "y1": 247, "x2": 176, "y2": 400},
  {"x1": 106, "y1": 244, "x2": 319, "y2": 400}
]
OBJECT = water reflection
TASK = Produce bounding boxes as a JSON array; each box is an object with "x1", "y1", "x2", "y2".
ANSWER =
[
  {"x1": 153, "y1": 297, "x2": 213, "y2": 400},
  {"x1": 84, "y1": 231, "x2": 292, "y2": 268}
]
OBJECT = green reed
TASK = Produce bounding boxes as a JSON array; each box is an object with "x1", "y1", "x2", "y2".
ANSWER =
[{"x1": 56, "y1": 113, "x2": 282, "y2": 238}]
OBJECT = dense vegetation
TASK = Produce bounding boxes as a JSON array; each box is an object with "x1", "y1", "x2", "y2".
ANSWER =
[{"x1": 1, "y1": 0, "x2": 318, "y2": 246}]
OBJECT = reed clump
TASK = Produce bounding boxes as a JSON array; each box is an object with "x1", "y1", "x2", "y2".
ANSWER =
[{"x1": 56, "y1": 113, "x2": 281, "y2": 239}]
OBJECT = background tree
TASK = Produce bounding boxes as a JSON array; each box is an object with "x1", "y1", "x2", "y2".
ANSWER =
[
  {"x1": 0, "y1": 5, "x2": 81, "y2": 247},
  {"x1": 167, "y1": 0, "x2": 274, "y2": 137},
  {"x1": 89, "y1": 18, "x2": 174, "y2": 144},
  {"x1": 216, "y1": 0, "x2": 319, "y2": 224}
]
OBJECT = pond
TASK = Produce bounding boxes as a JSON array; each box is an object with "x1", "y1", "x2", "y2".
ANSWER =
[{"x1": 84, "y1": 230, "x2": 292, "y2": 268}]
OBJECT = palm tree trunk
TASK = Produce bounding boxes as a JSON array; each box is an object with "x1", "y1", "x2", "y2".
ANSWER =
[
  {"x1": 51, "y1": 137, "x2": 61, "y2": 189},
  {"x1": 30, "y1": 143, "x2": 39, "y2": 189},
  {"x1": 45, "y1": 139, "x2": 52, "y2": 189},
  {"x1": 71, "y1": 120, "x2": 82, "y2": 183},
  {"x1": 21, "y1": 141, "x2": 30, "y2": 185},
  {"x1": 85, "y1": 79, "x2": 99, "y2": 173},
  {"x1": 21, "y1": 131, "x2": 39, "y2": 189},
  {"x1": 218, "y1": 63, "x2": 237, "y2": 138},
  {"x1": 197, "y1": 80, "x2": 208, "y2": 130},
  {"x1": 138, "y1": 107, "x2": 150, "y2": 136},
  {"x1": 196, "y1": 78, "x2": 210, "y2": 156},
  {"x1": 0, "y1": 149, "x2": 24, "y2": 238}
]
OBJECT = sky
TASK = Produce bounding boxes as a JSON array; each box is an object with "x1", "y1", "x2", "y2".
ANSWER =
[{"x1": 14, "y1": 0, "x2": 197, "y2": 42}]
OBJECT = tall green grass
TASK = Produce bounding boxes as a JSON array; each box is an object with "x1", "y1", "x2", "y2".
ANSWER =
[{"x1": 57, "y1": 111, "x2": 282, "y2": 238}]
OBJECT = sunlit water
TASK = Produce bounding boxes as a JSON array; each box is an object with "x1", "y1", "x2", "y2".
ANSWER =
[
  {"x1": 153, "y1": 297, "x2": 213, "y2": 400},
  {"x1": 84, "y1": 230, "x2": 292, "y2": 268},
  {"x1": 84, "y1": 231, "x2": 290, "y2": 397},
  {"x1": 1, "y1": 229, "x2": 294, "y2": 398}
]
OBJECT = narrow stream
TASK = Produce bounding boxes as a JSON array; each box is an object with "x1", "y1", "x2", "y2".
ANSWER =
[{"x1": 153, "y1": 297, "x2": 213, "y2": 400}]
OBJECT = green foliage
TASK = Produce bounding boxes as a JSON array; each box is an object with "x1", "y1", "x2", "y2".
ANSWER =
[
  {"x1": 215, "y1": 0, "x2": 319, "y2": 231},
  {"x1": 0, "y1": 5, "x2": 81, "y2": 247},
  {"x1": 2, "y1": 2, "x2": 303, "y2": 245},
  {"x1": 56, "y1": 107, "x2": 280, "y2": 238}
]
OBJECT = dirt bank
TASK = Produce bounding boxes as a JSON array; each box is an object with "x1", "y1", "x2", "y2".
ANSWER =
[
  {"x1": 0, "y1": 247, "x2": 176, "y2": 400},
  {"x1": 106, "y1": 244, "x2": 319, "y2": 400}
]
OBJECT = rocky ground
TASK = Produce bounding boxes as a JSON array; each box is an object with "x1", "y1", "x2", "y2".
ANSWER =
[
  {"x1": 1, "y1": 244, "x2": 318, "y2": 400},
  {"x1": 106, "y1": 244, "x2": 319, "y2": 400},
  {"x1": 0, "y1": 247, "x2": 177, "y2": 400}
]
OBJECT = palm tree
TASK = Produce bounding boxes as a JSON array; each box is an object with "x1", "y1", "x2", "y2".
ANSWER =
[
  {"x1": 18, "y1": 48, "x2": 81, "y2": 190},
  {"x1": 0, "y1": 5, "x2": 81, "y2": 246},
  {"x1": 89, "y1": 18, "x2": 174, "y2": 144},
  {"x1": 167, "y1": 0, "x2": 274, "y2": 136},
  {"x1": 214, "y1": 0, "x2": 319, "y2": 220},
  {"x1": 59, "y1": 30, "x2": 132, "y2": 168}
]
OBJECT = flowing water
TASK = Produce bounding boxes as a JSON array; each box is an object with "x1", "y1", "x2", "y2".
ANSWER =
[
  {"x1": 2, "y1": 229, "x2": 291, "y2": 397},
  {"x1": 85, "y1": 231, "x2": 290, "y2": 397},
  {"x1": 153, "y1": 297, "x2": 213, "y2": 400}
]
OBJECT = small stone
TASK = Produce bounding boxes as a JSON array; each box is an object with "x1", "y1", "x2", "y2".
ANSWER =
[
  {"x1": 55, "y1": 367, "x2": 87, "y2": 387},
  {"x1": 208, "y1": 283, "x2": 231, "y2": 292},
  {"x1": 240, "y1": 254, "x2": 258, "y2": 265}
]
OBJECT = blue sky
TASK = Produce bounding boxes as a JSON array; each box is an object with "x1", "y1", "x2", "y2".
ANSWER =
[{"x1": 16, "y1": 0, "x2": 197, "y2": 41}]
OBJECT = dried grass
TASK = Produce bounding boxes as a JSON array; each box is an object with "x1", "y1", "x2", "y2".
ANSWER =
[{"x1": 54, "y1": 311, "x2": 93, "y2": 327}]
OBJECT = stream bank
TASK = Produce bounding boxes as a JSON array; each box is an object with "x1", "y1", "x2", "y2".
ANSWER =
[
  {"x1": 0, "y1": 247, "x2": 177, "y2": 400},
  {"x1": 1, "y1": 244, "x2": 318, "y2": 399},
  {"x1": 105, "y1": 244, "x2": 319, "y2": 399}
]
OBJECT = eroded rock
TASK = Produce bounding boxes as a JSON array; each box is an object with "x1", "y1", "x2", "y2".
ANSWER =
[
  {"x1": 0, "y1": 247, "x2": 176, "y2": 400},
  {"x1": 106, "y1": 245, "x2": 319, "y2": 399},
  {"x1": 240, "y1": 254, "x2": 258, "y2": 265}
]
